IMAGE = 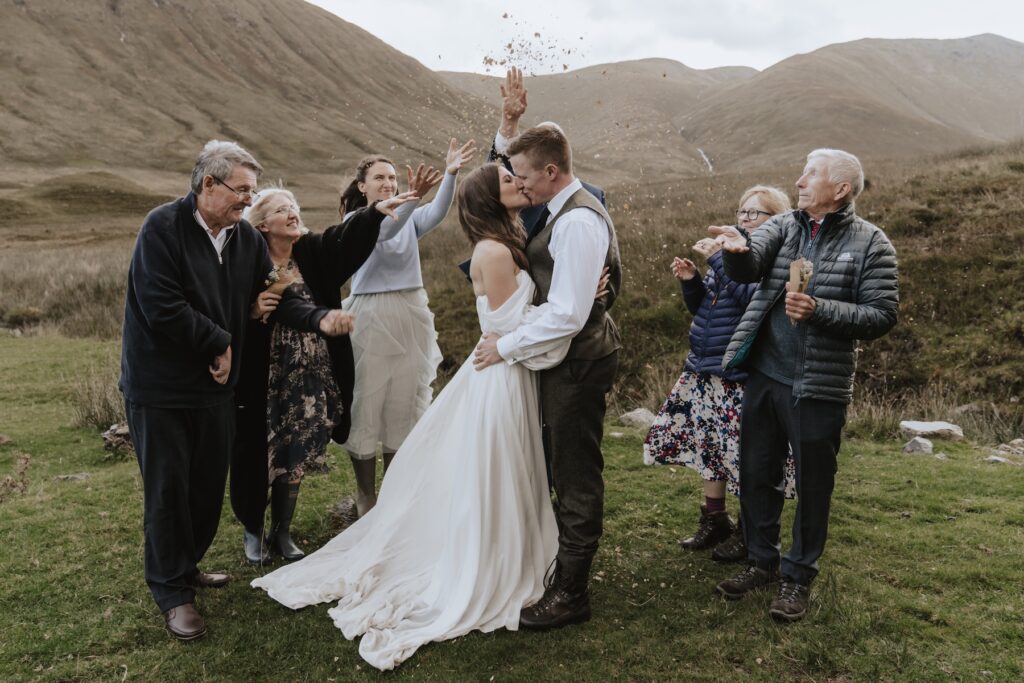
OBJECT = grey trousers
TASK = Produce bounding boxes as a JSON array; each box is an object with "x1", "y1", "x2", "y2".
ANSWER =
[{"x1": 539, "y1": 351, "x2": 619, "y2": 576}]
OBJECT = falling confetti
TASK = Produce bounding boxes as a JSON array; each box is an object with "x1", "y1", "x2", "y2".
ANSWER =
[{"x1": 481, "y1": 10, "x2": 586, "y2": 74}]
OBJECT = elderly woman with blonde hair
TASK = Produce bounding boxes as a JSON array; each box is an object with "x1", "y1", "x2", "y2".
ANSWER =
[
  {"x1": 230, "y1": 186, "x2": 415, "y2": 565},
  {"x1": 643, "y1": 185, "x2": 796, "y2": 563}
]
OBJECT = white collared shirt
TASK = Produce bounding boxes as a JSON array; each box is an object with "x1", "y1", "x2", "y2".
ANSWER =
[
  {"x1": 496, "y1": 178, "x2": 610, "y2": 364},
  {"x1": 494, "y1": 130, "x2": 513, "y2": 156},
  {"x1": 194, "y1": 209, "x2": 234, "y2": 257}
]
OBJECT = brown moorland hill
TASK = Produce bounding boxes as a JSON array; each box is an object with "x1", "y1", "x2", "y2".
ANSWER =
[
  {"x1": 0, "y1": 0, "x2": 494, "y2": 176},
  {"x1": 442, "y1": 59, "x2": 757, "y2": 179},
  {"x1": 679, "y1": 34, "x2": 1024, "y2": 169},
  {"x1": 443, "y1": 34, "x2": 1024, "y2": 175}
]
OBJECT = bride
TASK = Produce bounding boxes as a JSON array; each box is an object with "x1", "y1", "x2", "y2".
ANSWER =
[{"x1": 252, "y1": 162, "x2": 602, "y2": 670}]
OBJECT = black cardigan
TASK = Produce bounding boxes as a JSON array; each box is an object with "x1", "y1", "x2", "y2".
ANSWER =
[
  {"x1": 119, "y1": 193, "x2": 273, "y2": 408},
  {"x1": 230, "y1": 206, "x2": 385, "y2": 532}
]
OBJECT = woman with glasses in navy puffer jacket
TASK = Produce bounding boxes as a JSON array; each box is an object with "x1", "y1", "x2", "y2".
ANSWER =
[{"x1": 643, "y1": 185, "x2": 796, "y2": 562}]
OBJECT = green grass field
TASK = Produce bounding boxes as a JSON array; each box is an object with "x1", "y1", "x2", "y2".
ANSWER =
[{"x1": 3, "y1": 335, "x2": 1022, "y2": 682}]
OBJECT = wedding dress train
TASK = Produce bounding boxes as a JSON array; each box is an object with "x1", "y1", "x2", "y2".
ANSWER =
[{"x1": 252, "y1": 271, "x2": 559, "y2": 670}]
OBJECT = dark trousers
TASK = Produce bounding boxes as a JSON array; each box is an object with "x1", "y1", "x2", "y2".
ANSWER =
[
  {"x1": 125, "y1": 399, "x2": 234, "y2": 612},
  {"x1": 540, "y1": 351, "x2": 618, "y2": 576},
  {"x1": 739, "y1": 371, "x2": 847, "y2": 585}
]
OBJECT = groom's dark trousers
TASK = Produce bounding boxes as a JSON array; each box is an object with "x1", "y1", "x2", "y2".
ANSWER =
[{"x1": 540, "y1": 351, "x2": 619, "y2": 574}]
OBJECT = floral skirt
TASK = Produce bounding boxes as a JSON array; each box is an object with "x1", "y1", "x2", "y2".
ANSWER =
[
  {"x1": 266, "y1": 285, "x2": 341, "y2": 483},
  {"x1": 643, "y1": 370, "x2": 795, "y2": 499}
]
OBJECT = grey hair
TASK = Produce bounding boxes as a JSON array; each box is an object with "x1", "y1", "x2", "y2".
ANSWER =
[
  {"x1": 243, "y1": 186, "x2": 307, "y2": 234},
  {"x1": 190, "y1": 140, "x2": 263, "y2": 194},
  {"x1": 807, "y1": 148, "x2": 864, "y2": 203}
]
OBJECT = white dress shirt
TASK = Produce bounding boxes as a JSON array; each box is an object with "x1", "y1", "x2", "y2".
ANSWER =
[
  {"x1": 496, "y1": 178, "x2": 610, "y2": 364},
  {"x1": 347, "y1": 170, "x2": 456, "y2": 295},
  {"x1": 194, "y1": 209, "x2": 234, "y2": 261},
  {"x1": 494, "y1": 130, "x2": 513, "y2": 156}
]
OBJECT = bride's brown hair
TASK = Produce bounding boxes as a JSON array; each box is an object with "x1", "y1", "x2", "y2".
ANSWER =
[{"x1": 457, "y1": 163, "x2": 528, "y2": 270}]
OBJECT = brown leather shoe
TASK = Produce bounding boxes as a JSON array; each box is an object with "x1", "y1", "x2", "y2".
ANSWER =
[
  {"x1": 163, "y1": 603, "x2": 207, "y2": 641},
  {"x1": 190, "y1": 571, "x2": 230, "y2": 588}
]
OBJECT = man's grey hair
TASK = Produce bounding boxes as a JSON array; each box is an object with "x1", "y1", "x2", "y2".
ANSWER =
[
  {"x1": 807, "y1": 148, "x2": 864, "y2": 203},
  {"x1": 190, "y1": 140, "x2": 263, "y2": 194}
]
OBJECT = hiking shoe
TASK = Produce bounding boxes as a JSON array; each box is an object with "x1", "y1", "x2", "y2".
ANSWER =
[
  {"x1": 769, "y1": 579, "x2": 811, "y2": 622},
  {"x1": 680, "y1": 505, "x2": 734, "y2": 550},
  {"x1": 710, "y1": 521, "x2": 746, "y2": 563},
  {"x1": 715, "y1": 565, "x2": 778, "y2": 600}
]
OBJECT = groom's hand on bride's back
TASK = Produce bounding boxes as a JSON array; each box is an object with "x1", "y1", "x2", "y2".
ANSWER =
[{"x1": 473, "y1": 333, "x2": 503, "y2": 370}]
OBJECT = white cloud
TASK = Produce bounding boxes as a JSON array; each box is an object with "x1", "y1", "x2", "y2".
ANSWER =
[{"x1": 309, "y1": 0, "x2": 1024, "y2": 73}]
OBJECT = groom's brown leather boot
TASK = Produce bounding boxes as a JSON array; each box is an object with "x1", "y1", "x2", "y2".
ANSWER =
[{"x1": 519, "y1": 560, "x2": 591, "y2": 630}]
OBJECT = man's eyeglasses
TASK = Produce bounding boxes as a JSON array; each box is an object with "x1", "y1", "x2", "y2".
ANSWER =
[
  {"x1": 214, "y1": 176, "x2": 259, "y2": 200},
  {"x1": 735, "y1": 209, "x2": 771, "y2": 220}
]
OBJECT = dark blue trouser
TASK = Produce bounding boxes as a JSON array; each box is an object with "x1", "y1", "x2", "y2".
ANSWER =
[
  {"x1": 125, "y1": 399, "x2": 234, "y2": 612},
  {"x1": 739, "y1": 371, "x2": 847, "y2": 585}
]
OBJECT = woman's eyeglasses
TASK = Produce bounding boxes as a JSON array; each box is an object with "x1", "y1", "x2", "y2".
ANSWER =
[
  {"x1": 268, "y1": 204, "x2": 299, "y2": 217},
  {"x1": 735, "y1": 209, "x2": 771, "y2": 220}
]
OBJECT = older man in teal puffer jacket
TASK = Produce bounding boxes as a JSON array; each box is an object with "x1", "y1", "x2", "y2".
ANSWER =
[{"x1": 707, "y1": 148, "x2": 899, "y2": 623}]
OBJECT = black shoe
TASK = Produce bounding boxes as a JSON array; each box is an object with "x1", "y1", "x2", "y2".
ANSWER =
[
  {"x1": 769, "y1": 579, "x2": 810, "y2": 622},
  {"x1": 270, "y1": 481, "x2": 305, "y2": 561},
  {"x1": 715, "y1": 564, "x2": 778, "y2": 600},
  {"x1": 519, "y1": 560, "x2": 592, "y2": 631},
  {"x1": 711, "y1": 519, "x2": 746, "y2": 563},
  {"x1": 243, "y1": 528, "x2": 270, "y2": 565},
  {"x1": 680, "y1": 505, "x2": 734, "y2": 551}
]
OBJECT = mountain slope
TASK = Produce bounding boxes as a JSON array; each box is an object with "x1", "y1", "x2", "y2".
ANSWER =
[
  {"x1": 443, "y1": 59, "x2": 757, "y2": 177},
  {"x1": 0, "y1": 0, "x2": 493, "y2": 174},
  {"x1": 679, "y1": 34, "x2": 1024, "y2": 168}
]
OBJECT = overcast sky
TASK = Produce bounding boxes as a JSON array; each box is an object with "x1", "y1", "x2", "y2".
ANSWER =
[{"x1": 310, "y1": 0, "x2": 1024, "y2": 73}]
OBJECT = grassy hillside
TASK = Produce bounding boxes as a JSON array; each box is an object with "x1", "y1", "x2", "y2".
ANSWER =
[
  {"x1": 2, "y1": 335, "x2": 1023, "y2": 681},
  {"x1": 2, "y1": 142, "x2": 1023, "y2": 439}
]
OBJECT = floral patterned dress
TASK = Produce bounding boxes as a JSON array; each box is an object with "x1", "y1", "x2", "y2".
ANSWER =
[
  {"x1": 643, "y1": 370, "x2": 796, "y2": 498},
  {"x1": 266, "y1": 265, "x2": 341, "y2": 483}
]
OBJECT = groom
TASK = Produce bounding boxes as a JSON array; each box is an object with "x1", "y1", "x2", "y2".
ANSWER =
[{"x1": 473, "y1": 125, "x2": 621, "y2": 630}]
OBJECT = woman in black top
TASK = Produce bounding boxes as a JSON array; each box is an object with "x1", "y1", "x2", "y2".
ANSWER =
[{"x1": 231, "y1": 187, "x2": 414, "y2": 563}]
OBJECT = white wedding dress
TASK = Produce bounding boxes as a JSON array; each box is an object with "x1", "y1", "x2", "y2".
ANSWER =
[{"x1": 252, "y1": 271, "x2": 560, "y2": 671}]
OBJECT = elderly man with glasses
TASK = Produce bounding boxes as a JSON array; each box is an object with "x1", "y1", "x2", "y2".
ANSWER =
[{"x1": 119, "y1": 140, "x2": 276, "y2": 640}]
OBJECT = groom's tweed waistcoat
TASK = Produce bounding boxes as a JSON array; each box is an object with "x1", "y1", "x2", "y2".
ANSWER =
[{"x1": 527, "y1": 187, "x2": 622, "y2": 360}]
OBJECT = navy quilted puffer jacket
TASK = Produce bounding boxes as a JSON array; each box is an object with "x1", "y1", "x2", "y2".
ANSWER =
[{"x1": 682, "y1": 250, "x2": 758, "y2": 382}]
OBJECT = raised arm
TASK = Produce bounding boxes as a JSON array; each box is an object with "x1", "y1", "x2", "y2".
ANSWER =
[
  {"x1": 312, "y1": 205, "x2": 387, "y2": 288},
  {"x1": 410, "y1": 138, "x2": 476, "y2": 238},
  {"x1": 712, "y1": 216, "x2": 787, "y2": 283},
  {"x1": 490, "y1": 67, "x2": 528, "y2": 165}
]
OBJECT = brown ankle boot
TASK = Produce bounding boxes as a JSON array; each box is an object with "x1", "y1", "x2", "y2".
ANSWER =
[{"x1": 680, "y1": 505, "x2": 734, "y2": 550}]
